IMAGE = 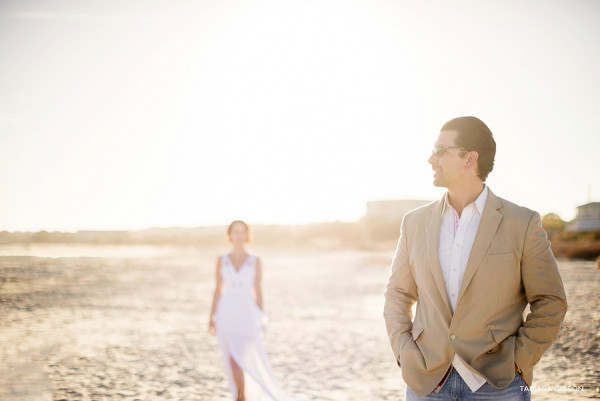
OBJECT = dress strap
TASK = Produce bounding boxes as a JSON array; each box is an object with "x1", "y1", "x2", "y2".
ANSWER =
[
  {"x1": 220, "y1": 254, "x2": 228, "y2": 265},
  {"x1": 248, "y1": 255, "x2": 258, "y2": 267}
]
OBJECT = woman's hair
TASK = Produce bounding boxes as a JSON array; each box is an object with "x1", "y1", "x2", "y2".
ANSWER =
[{"x1": 227, "y1": 220, "x2": 251, "y2": 242}]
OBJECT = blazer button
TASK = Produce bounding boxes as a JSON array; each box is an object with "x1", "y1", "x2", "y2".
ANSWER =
[{"x1": 450, "y1": 334, "x2": 456, "y2": 340}]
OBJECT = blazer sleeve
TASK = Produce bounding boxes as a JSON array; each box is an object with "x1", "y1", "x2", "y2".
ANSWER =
[
  {"x1": 514, "y1": 211, "x2": 568, "y2": 371},
  {"x1": 384, "y1": 215, "x2": 419, "y2": 365}
]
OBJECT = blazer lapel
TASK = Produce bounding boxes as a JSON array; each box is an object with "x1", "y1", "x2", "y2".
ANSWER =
[
  {"x1": 425, "y1": 197, "x2": 453, "y2": 317},
  {"x1": 456, "y1": 189, "x2": 504, "y2": 302}
]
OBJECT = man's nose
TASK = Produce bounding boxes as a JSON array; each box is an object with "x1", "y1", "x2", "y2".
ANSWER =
[{"x1": 428, "y1": 153, "x2": 436, "y2": 164}]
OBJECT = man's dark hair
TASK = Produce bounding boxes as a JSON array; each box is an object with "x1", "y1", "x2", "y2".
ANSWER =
[{"x1": 441, "y1": 116, "x2": 496, "y2": 182}]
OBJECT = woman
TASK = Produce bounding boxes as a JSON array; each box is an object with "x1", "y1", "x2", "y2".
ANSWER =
[{"x1": 209, "y1": 220, "x2": 288, "y2": 401}]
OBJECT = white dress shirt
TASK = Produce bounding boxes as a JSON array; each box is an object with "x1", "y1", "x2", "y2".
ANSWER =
[{"x1": 439, "y1": 185, "x2": 488, "y2": 392}]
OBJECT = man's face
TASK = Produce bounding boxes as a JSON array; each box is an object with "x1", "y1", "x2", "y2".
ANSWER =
[{"x1": 428, "y1": 130, "x2": 467, "y2": 188}]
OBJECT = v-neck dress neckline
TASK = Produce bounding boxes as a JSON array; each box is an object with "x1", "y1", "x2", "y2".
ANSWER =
[{"x1": 226, "y1": 254, "x2": 251, "y2": 273}]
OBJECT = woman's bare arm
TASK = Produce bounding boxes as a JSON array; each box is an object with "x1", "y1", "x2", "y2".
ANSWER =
[
  {"x1": 254, "y1": 257, "x2": 263, "y2": 310},
  {"x1": 208, "y1": 257, "x2": 223, "y2": 335}
]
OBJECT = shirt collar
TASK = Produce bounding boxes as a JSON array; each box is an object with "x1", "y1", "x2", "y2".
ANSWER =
[{"x1": 441, "y1": 185, "x2": 489, "y2": 215}]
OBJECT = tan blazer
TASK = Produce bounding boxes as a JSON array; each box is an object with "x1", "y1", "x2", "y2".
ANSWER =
[{"x1": 384, "y1": 189, "x2": 567, "y2": 397}]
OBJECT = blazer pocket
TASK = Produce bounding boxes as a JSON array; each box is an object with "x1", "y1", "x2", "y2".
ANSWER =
[
  {"x1": 491, "y1": 329, "x2": 514, "y2": 344},
  {"x1": 486, "y1": 252, "x2": 514, "y2": 263},
  {"x1": 486, "y1": 343, "x2": 501, "y2": 354},
  {"x1": 412, "y1": 326, "x2": 424, "y2": 341},
  {"x1": 486, "y1": 329, "x2": 514, "y2": 354}
]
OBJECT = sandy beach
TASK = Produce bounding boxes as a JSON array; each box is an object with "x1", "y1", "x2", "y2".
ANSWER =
[{"x1": 0, "y1": 244, "x2": 598, "y2": 400}]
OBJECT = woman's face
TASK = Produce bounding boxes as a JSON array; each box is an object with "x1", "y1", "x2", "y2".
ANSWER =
[{"x1": 229, "y1": 222, "x2": 248, "y2": 245}]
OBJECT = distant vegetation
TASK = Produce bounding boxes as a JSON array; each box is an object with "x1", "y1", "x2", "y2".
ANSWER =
[
  {"x1": 2, "y1": 213, "x2": 598, "y2": 261},
  {"x1": 542, "y1": 213, "x2": 600, "y2": 260},
  {"x1": 0, "y1": 217, "x2": 403, "y2": 251}
]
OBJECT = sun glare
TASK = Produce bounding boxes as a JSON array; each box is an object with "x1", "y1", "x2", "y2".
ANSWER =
[{"x1": 0, "y1": 0, "x2": 598, "y2": 231}]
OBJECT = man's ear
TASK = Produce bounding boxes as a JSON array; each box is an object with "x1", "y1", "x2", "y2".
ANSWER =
[{"x1": 466, "y1": 151, "x2": 479, "y2": 167}]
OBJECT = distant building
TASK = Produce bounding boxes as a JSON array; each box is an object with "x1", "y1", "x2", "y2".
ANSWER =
[
  {"x1": 566, "y1": 202, "x2": 600, "y2": 232},
  {"x1": 365, "y1": 200, "x2": 431, "y2": 221}
]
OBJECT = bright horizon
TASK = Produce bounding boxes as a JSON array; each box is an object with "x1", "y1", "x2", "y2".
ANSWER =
[{"x1": 1, "y1": 0, "x2": 599, "y2": 232}]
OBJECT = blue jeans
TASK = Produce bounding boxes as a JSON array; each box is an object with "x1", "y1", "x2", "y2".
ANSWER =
[{"x1": 406, "y1": 369, "x2": 530, "y2": 401}]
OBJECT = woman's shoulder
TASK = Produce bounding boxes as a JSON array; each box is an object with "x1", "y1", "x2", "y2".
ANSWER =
[
  {"x1": 250, "y1": 254, "x2": 262, "y2": 269},
  {"x1": 241, "y1": 253, "x2": 260, "y2": 267}
]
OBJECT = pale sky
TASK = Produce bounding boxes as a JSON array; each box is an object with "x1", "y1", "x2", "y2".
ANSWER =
[{"x1": 1, "y1": 0, "x2": 599, "y2": 232}]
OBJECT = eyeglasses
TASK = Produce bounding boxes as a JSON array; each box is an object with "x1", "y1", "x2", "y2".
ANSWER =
[{"x1": 431, "y1": 145, "x2": 467, "y2": 157}]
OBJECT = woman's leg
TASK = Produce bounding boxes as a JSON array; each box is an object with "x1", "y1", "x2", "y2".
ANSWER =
[{"x1": 230, "y1": 356, "x2": 245, "y2": 401}]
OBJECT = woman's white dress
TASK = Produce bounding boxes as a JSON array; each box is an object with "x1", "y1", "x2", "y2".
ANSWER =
[{"x1": 214, "y1": 254, "x2": 288, "y2": 401}]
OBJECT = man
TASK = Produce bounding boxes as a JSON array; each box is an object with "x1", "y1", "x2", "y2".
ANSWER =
[{"x1": 383, "y1": 116, "x2": 567, "y2": 400}]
